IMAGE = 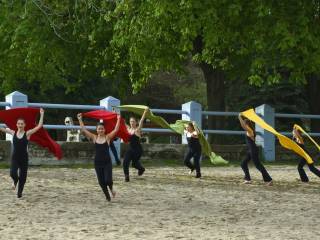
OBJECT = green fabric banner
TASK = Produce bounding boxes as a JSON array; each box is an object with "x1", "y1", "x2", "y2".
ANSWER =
[{"x1": 117, "y1": 105, "x2": 228, "y2": 165}]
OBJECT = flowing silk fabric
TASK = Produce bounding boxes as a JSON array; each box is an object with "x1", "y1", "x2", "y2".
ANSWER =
[
  {"x1": 117, "y1": 105, "x2": 228, "y2": 165},
  {"x1": 82, "y1": 110, "x2": 130, "y2": 142},
  {"x1": 294, "y1": 124, "x2": 320, "y2": 151},
  {"x1": 0, "y1": 108, "x2": 62, "y2": 159},
  {"x1": 241, "y1": 109, "x2": 313, "y2": 164}
]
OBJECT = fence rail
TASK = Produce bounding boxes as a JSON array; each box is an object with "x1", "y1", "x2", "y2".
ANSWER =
[
  {"x1": 1, "y1": 91, "x2": 319, "y2": 161},
  {"x1": 275, "y1": 113, "x2": 320, "y2": 119},
  {"x1": 202, "y1": 111, "x2": 239, "y2": 117},
  {"x1": 28, "y1": 103, "x2": 104, "y2": 110}
]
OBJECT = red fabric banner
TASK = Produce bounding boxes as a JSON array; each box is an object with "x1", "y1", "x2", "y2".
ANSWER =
[
  {"x1": 0, "y1": 108, "x2": 62, "y2": 159},
  {"x1": 82, "y1": 110, "x2": 130, "y2": 142}
]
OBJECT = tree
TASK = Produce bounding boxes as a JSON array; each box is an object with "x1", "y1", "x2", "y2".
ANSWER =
[
  {"x1": 246, "y1": 1, "x2": 320, "y2": 133},
  {"x1": 110, "y1": 1, "x2": 257, "y2": 141},
  {"x1": 0, "y1": 1, "x2": 126, "y2": 104},
  {"x1": 110, "y1": 0, "x2": 320, "y2": 141}
]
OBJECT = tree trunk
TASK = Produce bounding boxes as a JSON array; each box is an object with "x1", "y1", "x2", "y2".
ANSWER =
[
  {"x1": 307, "y1": 74, "x2": 320, "y2": 135},
  {"x1": 200, "y1": 63, "x2": 226, "y2": 143},
  {"x1": 193, "y1": 35, "x2": 226, "y2": 143}
]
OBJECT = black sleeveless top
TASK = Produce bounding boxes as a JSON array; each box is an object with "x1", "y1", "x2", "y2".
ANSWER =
[
  {"x1": 94, "y1": 141, "x2": 111, "y2": 166},
  {"x1": 12, "y1": 132, "x2": 29, "y2": 163},
  {"x1": 245, "y1": 134, "x2": 258, "y2": 153},
  {"x1": 129, "y1": 134, "x2": 142, "y2": 152},
  {"x1": 186, "y1": 133, "x2": 201, "y2": 152}
]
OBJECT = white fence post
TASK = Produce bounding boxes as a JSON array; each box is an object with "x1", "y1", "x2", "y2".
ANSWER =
[
  {"x1": 5, "y1": 91, "x2": 28, "y2": 141},
  {"x1": 100, "y1": 96, "x2": 121, "y2": 164},
  {"x1": 181, "y1": 101, "x2": 202, "y2": 144}
]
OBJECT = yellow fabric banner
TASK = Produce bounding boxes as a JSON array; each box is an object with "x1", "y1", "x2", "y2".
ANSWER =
[
  {"x1": 294, "y1": 124, "x2": 320, "y2": 151},
  {"x1": 241, "y1": 109, "x2": 313, "y2": 164}
]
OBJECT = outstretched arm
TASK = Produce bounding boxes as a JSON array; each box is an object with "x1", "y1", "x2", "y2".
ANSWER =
[
  {"x1": 238, "y1": 113, "x2": 254, "y2": 136},
  {"x1": 137, "y1": 107, "x2": 149, "y2": 130},
  {"x1": 107, "y1": 115, "x2": 121, "y2": 141},
  {"x1": 293, "y1": 128, "x2": 304, "y2": 144},
  {"x1": 27, "y1": 108, "x2": 44, "y2": 137},
  {"x1": 77, "y1": 113, "x2": 96, "y2": 142},
  {"x1": 238, "y1": 113, "x2": 248, "y2": 131},
  {"x1": 0, "y1": 127, "x2": 14, "y2": 135}
]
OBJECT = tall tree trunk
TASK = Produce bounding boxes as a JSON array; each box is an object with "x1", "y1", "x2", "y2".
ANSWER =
[
  {"x1": 200, "y1": 64, "x2": 226, "y2": 143},
  {"x1": 307, "y1": 74, "x2": 320, "y2": 136},
  {"x1": 193, "y1": 35, "x2": 226, "y2": 143}
]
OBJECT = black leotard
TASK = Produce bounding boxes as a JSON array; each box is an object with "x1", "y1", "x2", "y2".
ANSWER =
[
  {"x1": 184, "y1": 133, "x2": 202, "y2": 177},
  {"x1": 94, "y1": 141, "x2": 111, "y2": 166},
  {"x1": 10, "y1": 132, "x2": 29, "y2": 198},
  {"x1": 241, "y1": 134, "x2": 272, "y2": 182},
  {"x1": 12, "y1": 132, "x2": 29, "y2": 164},
  {"x1": 93, "y1": 140, "x2": 113, "y2": 201},
  {"x1": 186, "y1": 134, "x2": 201, "y2": 153},
  {"x1": 123, "y1": 134, "x2": 145, "y2": 180},
  {"x1": 128, "y1": 134, "x2": 143, "y2": 153}
]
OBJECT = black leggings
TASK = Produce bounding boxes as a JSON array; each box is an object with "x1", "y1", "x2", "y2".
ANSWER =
[
  {"x1": 95, "y1": 163, "x2": 113, "y2": 199},
  {"x1": 10, "y1": 161, "x2": 28, "y2": 197},
  {"x1": 123, "y1": 149, "x2": 144, "y2": 176},
  {"x1": 241, "y1": 151, "x2": 272, "y2": 182},
  {"x1": 184, "y1": 149, "x2": 201, "y2": 175},
  {"x1": 297, "y1": 158, "x2": 320, "y2": 182}
]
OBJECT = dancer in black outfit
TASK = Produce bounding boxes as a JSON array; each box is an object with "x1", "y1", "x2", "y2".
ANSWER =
[
  {"x1": 238, "y1": 114, "x2": 273, "y2": 185},
  {"x1": 78, "y1": 113, "x2": 121, "y2": 201},
  {"x1": 123, "y1": 108, "x2": 149, "y2": 182},
  {"x1": 292, "y1": 126, "x2": 320, "y2": 182},
  {"x1": 184, "y1": 122, "x2": 202, "y2": 178},
  {"x1": 0, "y1": 108, "x2": 44, "y2": 198}
]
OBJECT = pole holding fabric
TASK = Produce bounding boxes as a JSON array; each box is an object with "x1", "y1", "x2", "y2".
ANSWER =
[{"x1": 100, "y1": 96, "x2": 121, "y2": 164}]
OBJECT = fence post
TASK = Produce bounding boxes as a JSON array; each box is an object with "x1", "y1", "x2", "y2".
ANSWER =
[
  {"x1": 255, "y1": 104, "x2": 275, "y2": 162},
  {"x1": 181, "y1": 101, "x2": 202, "y2": 144},
  {"x1": 100, "y1": 96, "x2": 121, "y2": 164},
  {"x1": 5, "y1": 91, "x2": 28, "y2": 141}
]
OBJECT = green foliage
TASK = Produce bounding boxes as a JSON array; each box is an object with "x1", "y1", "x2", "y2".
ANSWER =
[
  {"x1": 0, "y1": 1, "x2": 127, "y2": 103},
  {"x1": 0, "y1": 0, "x2": 319, "y2": 121},
  {"x1": 111, "y1": 0, "x2": 320, "y2": 89}
]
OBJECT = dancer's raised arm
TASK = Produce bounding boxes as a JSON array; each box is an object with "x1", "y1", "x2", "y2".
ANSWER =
[
  {"x1": 137, "y1": 107, "x2": 149, "y2": 130},
  {"x1": 27, "y1": 108, "x2": 44, "y2": 138},
  {"x1": 77, "y1": 113, "x2": 96, "y2": 142},
  {"x1": 238, "y1": 113, "x2": 254, "y2": 137},
  {"x1": 238, "y1": 113, "x2": 248, "y2": 130},
  {"x1": 107, "y1": 115, "x2": 121, "y2": 141},
  {"x1": 0, "y1": 127, "x2": 14, "y2": 135},
  {"x1": 292, "y1": 126, "x2": 304, "y2": 145}
]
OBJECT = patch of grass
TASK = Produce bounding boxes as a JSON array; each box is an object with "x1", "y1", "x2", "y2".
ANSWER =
[{"x1": 0, "y1": 162, "x2": 9, "y2": 169}]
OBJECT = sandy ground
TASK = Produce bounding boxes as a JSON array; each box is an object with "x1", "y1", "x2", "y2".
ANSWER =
[{"x1": 0, "y1": 165, "x2": 320, "y2": 240}]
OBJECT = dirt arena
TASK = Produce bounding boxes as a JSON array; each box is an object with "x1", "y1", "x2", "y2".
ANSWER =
[{"x1": 1, "y1": 165, "x2": 320, "y2": 240}]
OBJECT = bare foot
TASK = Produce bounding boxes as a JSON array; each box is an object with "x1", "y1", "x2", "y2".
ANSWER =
[
  {"x1": 11, "y1": 183, "x2": 17, "y2": 190},
  {"x1": 266, "y1": 181, "x2": 273, "y2": 186},
  {"x1": 243, "y1": 180, "x2": 252, "y2": 184},
  {"x1": 111, "y1": 190, "x2": 116, "y2": 198}
]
